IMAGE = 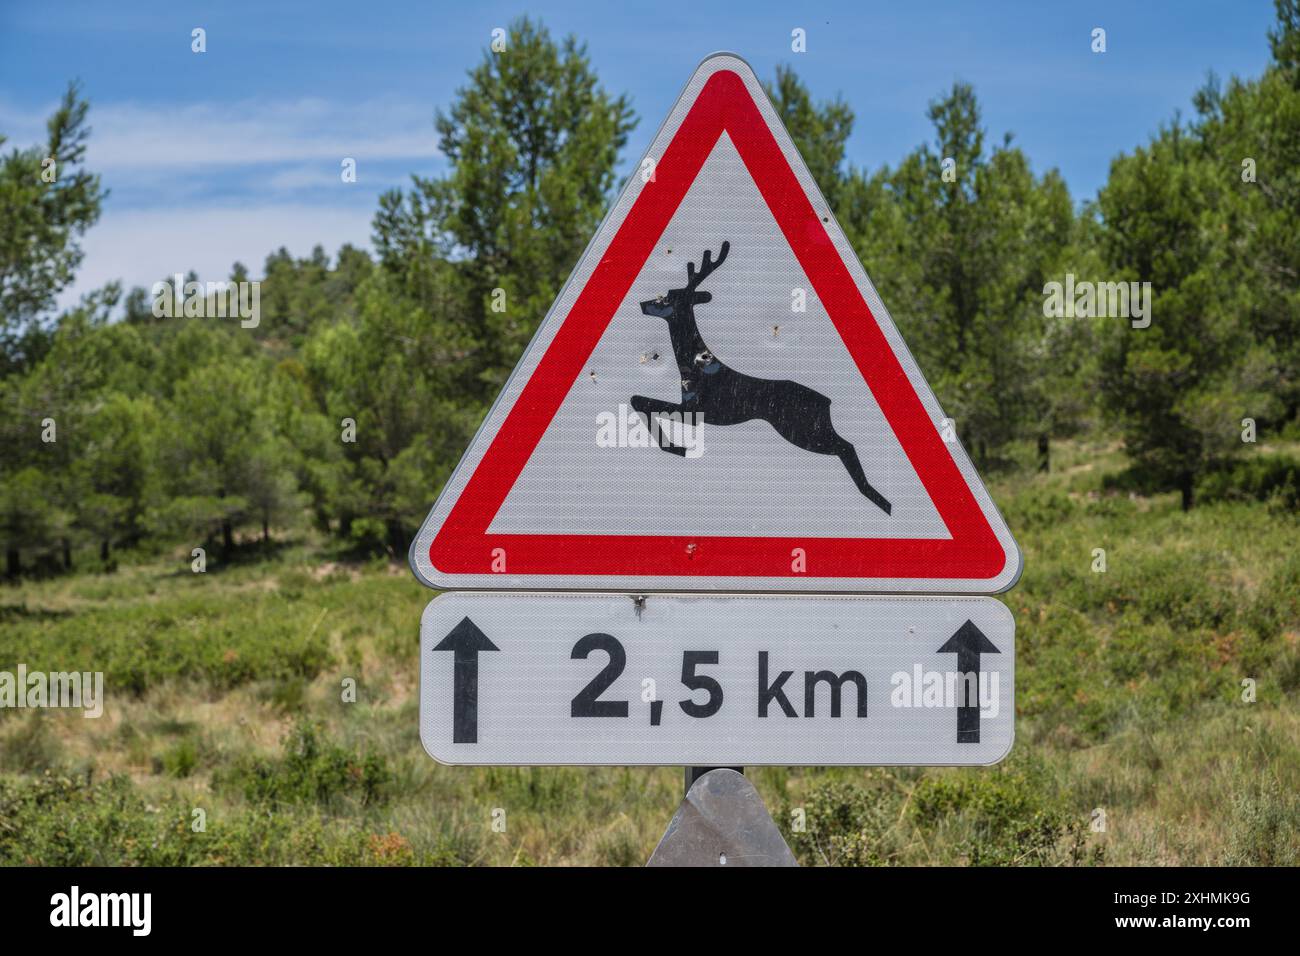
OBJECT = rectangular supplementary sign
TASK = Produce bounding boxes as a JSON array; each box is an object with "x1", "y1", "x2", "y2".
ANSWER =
[{"x1": 420, "y1": 591, "x2": 1014, "y2": 766}]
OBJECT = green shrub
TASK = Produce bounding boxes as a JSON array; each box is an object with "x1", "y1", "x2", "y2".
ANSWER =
[
  {"x1": 594, "y1": 820, "x2": 646, "y2": 867},
  {"x1": 158, "y1": 738, "x2": 199, "y2": 778},
  {"x1": 781, "y1": 774, "x2": 904, "y2": 866},
  {"x1": 1096, "y1": 552, "x2": 1238, "y2": 631},
  {"x1": 0, "y1": 713, "x2": 62, "y2": 774},
  {"x1": 1001, "y1": 486, "x2": 1078, "y2": 530},
  {"x1": 1197, "y1": 454, "x2": 1300, "y2": 511},
  {"x1": 259, "y1": 676, "x2": 309, "y2": 713},
  {"x1": 217, "y1": 719, "x2": 390, "y2": 808},
  {"x1": 910, "y1": 759, "x2": 1092, "y2": 866},
  {"x1": 0, "y1": 592, "x2": 334, "y2": 696},
  {"x1": 1245, "y1": 550, "x2": 1300, "y2": 641},
  {"x1": 481, "y1": 766, "x2": 586, "y2": 813},
  {"x1": 276, "y1": 569, "x2": 314, "y2": 600},
  {"x1": 1223, "y1": 780, "x2": 1300, "y2": 865},
  {"x1": 0, "y1": 773, "x2": 166, "y2": 866},
  {"x1": 0, "y1": 772, "x2": 455, "y2": 866}
]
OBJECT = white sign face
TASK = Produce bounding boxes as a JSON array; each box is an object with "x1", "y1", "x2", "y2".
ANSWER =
[
  {"x1": 409, "y1": 52, "x2": 1021, "y2": 595},
  {"x1": 420, "y1": 592, "x2": 1015, "y2": 766}
]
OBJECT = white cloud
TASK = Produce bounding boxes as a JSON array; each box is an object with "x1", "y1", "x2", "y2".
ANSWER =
[
  {"x1": 5, "y1": 92, "x2": 436, "y2": 312},
  {"x1": 5, "y1": 93, "x2": 437, "y2": 315},
  {"x1": 0, "y1": 94, "x2": 440, "y2": 171},
  {"x1": 59, "y1": 203, "x2": 376, "y2": 310},
  {"x1": 264, "y1": 161, "x2": 408, "y2": 191}
]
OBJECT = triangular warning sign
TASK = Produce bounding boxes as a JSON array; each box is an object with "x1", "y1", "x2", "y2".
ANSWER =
[{"x1": 410, "y1": 53, "x2": 1021, "y2": 594}]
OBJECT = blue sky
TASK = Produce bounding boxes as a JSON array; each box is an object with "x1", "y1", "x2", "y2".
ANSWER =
[{"x1": 0, "y1": 1, "x2": 1280, "y2": 311}]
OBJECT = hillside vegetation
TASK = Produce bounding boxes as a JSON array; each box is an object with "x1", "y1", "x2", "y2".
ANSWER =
[
  {"x1": 3, "y1": 10, "x2": 1300, "y2": 865},
  {"x1": 2, "y1": 438, "x2": 1296, "y2": 866}
]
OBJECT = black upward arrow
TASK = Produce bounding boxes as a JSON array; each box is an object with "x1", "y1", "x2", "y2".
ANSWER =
[
  {"x1": 433, "y1": 617, "x2": 500, "y2": 744},
  {"x1": 936, "y1": 620, "x2": 1000, "y2": 744}
]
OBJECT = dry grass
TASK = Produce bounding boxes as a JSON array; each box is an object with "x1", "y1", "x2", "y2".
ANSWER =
[{"x1": 2, "y1": 439, "x2": 1298, "y2": 865}]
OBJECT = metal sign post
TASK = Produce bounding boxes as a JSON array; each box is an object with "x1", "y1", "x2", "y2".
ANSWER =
[
  {"x1": 648, "y1": 769, "x2": 797, "y2": 867},
  {"x1": 685, "y1": 766, "x2": 741, "y2": 796}
]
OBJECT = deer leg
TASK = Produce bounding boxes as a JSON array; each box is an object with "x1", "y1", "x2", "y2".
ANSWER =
[
  {"x1": 832, "y1": 437, "x2": 892, "y2": 515},
  {"x1": 630, "y1": 395, "x2": 689, "y2": 457}
]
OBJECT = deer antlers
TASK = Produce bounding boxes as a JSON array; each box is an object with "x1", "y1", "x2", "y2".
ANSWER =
[{"x1": 685, "y1": 241, "x2": 730, "y2": 291}]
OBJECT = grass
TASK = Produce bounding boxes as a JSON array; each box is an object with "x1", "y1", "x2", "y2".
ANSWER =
[{"x1": 1, "y1": 437, "x2": 1297, "y2": 865}]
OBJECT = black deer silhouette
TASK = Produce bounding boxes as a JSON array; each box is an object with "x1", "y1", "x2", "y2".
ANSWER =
[{"x1": 630, "y1": 241, "x2": 892, "y2": 515}]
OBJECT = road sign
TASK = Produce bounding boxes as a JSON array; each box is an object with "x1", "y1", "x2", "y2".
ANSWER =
[
  {"x1": 403, "y1": 52, "x2": 1023, "y2": 838},
  {"x1": 419, "y1": 591, "x2": 1014, "y2": 766},
  {"x1": 410, "y1": 52, "x2": 1019, "y2": 594}
]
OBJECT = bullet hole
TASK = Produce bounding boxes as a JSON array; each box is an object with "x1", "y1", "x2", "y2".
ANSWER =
[
  {"x1": 589, "y1": 369, "x2": 597, "y2": 382},
  {"x1": 666, "y1": 248, "x2": 672, "y2": 254},
  {"x1": 772, "y1": 324, "x2": 780, "y2": 337},
  {"x1": 632, "y1": 595, "x2": 647, "y2": 619},
  {"x1": 639, "y1": 351, "x2": 660, "y2": 364},
  {"x1": 821, "y1": 216, "x2": 829, "y2": 222},
  {"x1": 685, "y1": 542, "x2": 698, "y2": 559}
]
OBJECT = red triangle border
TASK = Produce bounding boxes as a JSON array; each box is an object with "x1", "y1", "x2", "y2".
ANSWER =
[{"x1": 429, "y1": 68, "x2": 1006, "y2": 582}]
